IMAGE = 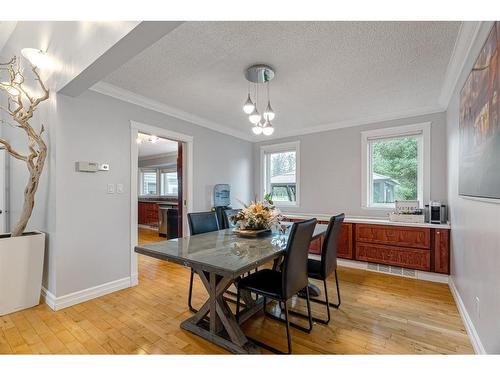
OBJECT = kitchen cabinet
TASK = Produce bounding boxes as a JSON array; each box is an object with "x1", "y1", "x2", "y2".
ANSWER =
[{"x1": 138, "y1": 202, "x2": 159, "y2": 227}]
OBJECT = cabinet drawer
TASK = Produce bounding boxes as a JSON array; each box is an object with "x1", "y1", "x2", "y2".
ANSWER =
[
  {"x1": 356, "y1": 242, "x2": 430, "y2": 271},
  {"x1": 355, "y1": 224, "x2": 430, "y2": 249}
]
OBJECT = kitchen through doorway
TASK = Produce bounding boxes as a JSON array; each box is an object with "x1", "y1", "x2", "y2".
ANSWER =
[{"x1": 136, "y1": 132, "x2": 183, "y2": 245}]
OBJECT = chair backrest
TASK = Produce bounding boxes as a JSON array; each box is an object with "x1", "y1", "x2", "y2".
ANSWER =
[
  {"x1": 281, "y1": 218, "x2": 317, "y2": 299},
  {"x1": 223, "y1": 209, "x2": 241, "y2": 229},
  {"x1": 187, "y1": 211, "x2": 220, "y2": 235},
  {"x1": 320, "y1": 213, "x2": 345, "y2": 278}
]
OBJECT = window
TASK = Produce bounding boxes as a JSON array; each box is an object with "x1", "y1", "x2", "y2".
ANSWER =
[
  {"x1": 261, "y1": 141, "x2": 300, "y2": 207},
  {"x1": 361, "y1": 123, "x2": 430, "y2": 209},
  {"x1": 141, "y1": 170, "x2": 158, "y2": 195},
  {"x1": 140, "y1": 168, "x2": 178, "y2": 196},
  {"x1": 160, "y1": 171, "x2": 178, "y2": 195}
]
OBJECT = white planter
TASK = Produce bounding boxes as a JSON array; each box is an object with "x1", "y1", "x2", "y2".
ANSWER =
[{"x1": 0, "y1": 231, "x2": 46, "y2": 316}]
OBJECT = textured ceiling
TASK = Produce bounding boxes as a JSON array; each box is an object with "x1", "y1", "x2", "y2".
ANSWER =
[{"x1": 104, "y1": 21, "x2": 461, "y2": 139}]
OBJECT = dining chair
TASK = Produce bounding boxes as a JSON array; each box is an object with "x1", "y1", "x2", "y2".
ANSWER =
[
  {"x1": 293, "y1": 213, "x2": 345, "y2": 324},
  {"x1": 187, "y1": 211, "x2": 220, "y2": 312},
  {"x1": 222, "y1": 208, "x2": 241, "y2": 229},
  {"x1": 235, "y1": 218, "x2": 317, "y2": 354}
]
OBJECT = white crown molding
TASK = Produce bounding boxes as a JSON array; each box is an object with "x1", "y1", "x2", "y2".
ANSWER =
[
  {"x1": 263, "y1": 105, "x2": 444, "y2": 140},
  {"x1": 438, "y1": 21, "x2": 485, "y2": 108},
  {"x1": 90, "y1": 81, "x2": 254, "y2": 142},
  {"x1": 92, "y1": 82, "x2": 444, "y2": 143},
  {"x1": 449, "y1": 276, "x2": 487, "y2": 354}
]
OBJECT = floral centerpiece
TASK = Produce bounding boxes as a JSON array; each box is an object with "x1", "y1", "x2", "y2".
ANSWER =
[{"x1": 231, "y1": 194, "x2": 282, "y2": 232}]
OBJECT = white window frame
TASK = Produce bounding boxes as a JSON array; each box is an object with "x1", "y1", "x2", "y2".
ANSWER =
[
  {"x1": 160, "y1": 169, "x2": 178, "y2": 196},
  {"x1": 260, "y1": 141, "x2": 300, "y2": 208},
  {"x1": 361, "y1": 122, "x2": 431, "y2": 210},
  {"x1": 139, "y1": 168, "x2": 159, "y2": 196}
]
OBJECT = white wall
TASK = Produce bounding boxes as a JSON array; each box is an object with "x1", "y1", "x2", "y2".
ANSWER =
[
  {"x1": 446, "y1": 22, "x2": 500, "y2": 354},
  {"x1": 254, "y1": 112, "x2": 448, "y2": 217}
]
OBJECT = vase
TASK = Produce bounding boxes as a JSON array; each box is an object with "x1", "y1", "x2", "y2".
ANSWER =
[{"x1": 0, "y1": 231, "x2": 46, "y2": 316}]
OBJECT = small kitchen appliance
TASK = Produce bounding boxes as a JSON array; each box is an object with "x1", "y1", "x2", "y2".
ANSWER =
[{"x1": 426, "y1": 201, "x2": 447, "y2": 224}]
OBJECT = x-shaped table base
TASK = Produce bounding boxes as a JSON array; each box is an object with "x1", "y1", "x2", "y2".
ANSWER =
[{"x1": 180, "y1": 266, "x2": 265, "y2": 354}]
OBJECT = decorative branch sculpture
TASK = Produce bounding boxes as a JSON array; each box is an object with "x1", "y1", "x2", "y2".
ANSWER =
[{"x1": 0, "y1": 56, "x2": 49, "y2": 237}]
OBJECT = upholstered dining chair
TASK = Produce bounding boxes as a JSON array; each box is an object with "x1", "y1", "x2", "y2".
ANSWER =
[
  {"x1": 293, "y1": 213, "x2": 345, "y2": 324},
  {"x1": 186, "y1": 211, "x2": 220, "y2": 312},
  {"x1": 235, "y1": 218, "x2": 317, "y2": 354}
]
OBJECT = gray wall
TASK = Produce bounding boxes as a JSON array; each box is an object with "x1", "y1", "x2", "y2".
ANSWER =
[
  {"x1": 53, "y1": 90, "x2": 253, "y2": 296},
  {"x1": 446, "y1": 22, "x2": 500, "y2": 354},
  {"x1": 4, "y1": 88, "x2": 253, "y2": 297},
  {"x1": 254, "y1": 112, "x2": 448, "y2": 217}
]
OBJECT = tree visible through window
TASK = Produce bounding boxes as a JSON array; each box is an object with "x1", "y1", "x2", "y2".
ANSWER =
[
  {"x1": 371, "y1": 136, "x2": 418, "y2": 204},
  {"x1": 262, "y1": 142, "x2": 299, "y2": 206}
]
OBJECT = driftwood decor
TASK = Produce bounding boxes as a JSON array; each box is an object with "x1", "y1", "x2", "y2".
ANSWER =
[{"x1": 0, "y1": 56, "x2": 49, "y2": 237}]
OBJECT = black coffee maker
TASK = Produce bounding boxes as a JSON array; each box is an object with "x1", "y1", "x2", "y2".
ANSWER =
[{"x1": 425, "y1": 201, "x2": 447, "y2": 224}]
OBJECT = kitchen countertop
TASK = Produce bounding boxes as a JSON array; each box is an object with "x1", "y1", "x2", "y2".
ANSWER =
[
  {"x1": 282, "y1": 213, "x2": 451, "y2": 229},
  {"x1": 138, "y1": 199, "x2": 178, "y2": 205}
]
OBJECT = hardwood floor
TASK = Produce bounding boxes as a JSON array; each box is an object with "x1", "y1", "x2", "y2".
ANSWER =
[{"x1": 0, "y1": 228, "x2": 473, "y2": 354}]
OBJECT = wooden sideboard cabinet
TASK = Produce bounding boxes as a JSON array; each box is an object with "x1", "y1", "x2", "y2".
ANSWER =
[
  {"x1": 433, "y1": 228, "x2": 450, "y2": 274},
  {"x1": 283, "y1": 216, "x2": 450, "y2": 275},
  {"x1": 286, "y1": 218, "x2": 353, "y2": 259}
]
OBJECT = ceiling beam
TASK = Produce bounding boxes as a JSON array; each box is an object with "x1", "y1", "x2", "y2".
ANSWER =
[{"x1": 59, "y1": 21, "x2": 183, "y2": 97}]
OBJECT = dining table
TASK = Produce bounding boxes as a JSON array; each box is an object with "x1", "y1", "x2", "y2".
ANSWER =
[{"x1": 134, "y1": 222, "x2": 328, "y2": 354}]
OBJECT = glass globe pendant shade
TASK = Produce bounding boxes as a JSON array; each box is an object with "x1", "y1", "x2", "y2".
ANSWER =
[
  {"x1": 248, "y1": 107, "x2": 261, "y2": 124},
  {"x1": 263, "y1": 101, "x2": 275, "y2": 121},
  {"x1": 252, "y1": 124, "x2": 263, "y2": 135},
  {"x1": 262, "y1": 120, "x2": 274, "y2": 136},
  {"x1": 242, "y1": 94, "x2": 255, "y2": 114}
]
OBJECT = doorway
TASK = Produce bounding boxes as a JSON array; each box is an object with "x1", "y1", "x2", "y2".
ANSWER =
[
  {"x1": 130, "y1": 121, "x2": 193, "y2": 285},
  {"x1": 136, "y1": 132, "x2": 181, "y2": 244}
]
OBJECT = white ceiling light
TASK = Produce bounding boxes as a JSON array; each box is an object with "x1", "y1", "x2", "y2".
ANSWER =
[
  {"x1": 252, "y1": 124, "x2": 263, "y2": 135},
  {"x1": 248, "y1": 107, "x2": 261, "y2": 124},
  {"x1": 263, "y1": 100, "x2": 275, "y2": 121},
  {"x1": 262, "y1": 120, "x2": 274, "y2": 136},
  {"x1": 242, "y1": 93, "x2": 255, "y2": 114},
  {"x1": 21, "y1": 48, "x2": 51, "y2": 69},
  {"x1": 244, "y1": 64, "x2": 276, "y2": 136}
]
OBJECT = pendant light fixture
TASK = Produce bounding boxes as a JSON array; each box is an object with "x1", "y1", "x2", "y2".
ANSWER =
[
  {"x1": 242, "y1": 81, "x2": 255, "y2": 114},
  {"x1": 263, "y1": 82, "x2": 275, "y2": 121},
  {"x1": 262, "y1": 119, "x2": 275, "y2": 136},
  {"x1": 243, "y1": 64, "x2": 276, "y2": 136}
]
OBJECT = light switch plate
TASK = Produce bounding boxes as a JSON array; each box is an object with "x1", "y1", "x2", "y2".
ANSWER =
[
  {"x1": 116, "y1": 184, "x2": 124, "y2": 194},
  {"x1": 107, "y1": 184, "x2": 115, "y2": 194}
]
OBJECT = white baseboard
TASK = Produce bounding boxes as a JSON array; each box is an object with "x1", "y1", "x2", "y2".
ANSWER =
[
  {"x1": 41, "y1": 277, "x2": 132, "y2": 311},
  {"x1": 449, "y1": 277, "x2": 486, "y2": 354},
  {"x1": 337, "y1": 258, "x2": 449, "y2": 284},
  {"x1": 131, "y1": 273, "x2": 139, "y2": 286}
]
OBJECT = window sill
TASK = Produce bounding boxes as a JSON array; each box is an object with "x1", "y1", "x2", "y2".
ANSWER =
[{"x1": 361, "y1": 205, "x2": 394, "y2": 211}]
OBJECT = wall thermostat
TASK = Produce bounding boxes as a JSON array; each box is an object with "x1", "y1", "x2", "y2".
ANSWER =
[{"x1": 75, "y1": 161, "x2": 110, "y2": 173}]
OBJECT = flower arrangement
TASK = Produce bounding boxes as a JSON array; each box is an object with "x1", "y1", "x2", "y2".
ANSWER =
[{"x1": 231, "y1": 194, "x2": 282, "y2": 231}]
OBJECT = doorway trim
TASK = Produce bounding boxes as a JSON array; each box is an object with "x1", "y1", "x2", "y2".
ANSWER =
[{"x1": 130, "y1": 120, "x2": 194, "y2": 285}]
